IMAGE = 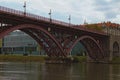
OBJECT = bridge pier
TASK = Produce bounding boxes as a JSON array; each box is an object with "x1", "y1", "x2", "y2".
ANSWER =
[
  {"x1": 109, "y1": 35, "x2": 120, "y2": 61},
  {"x1": 109, "y1": 40, "x2": 113, "y2": 61}
]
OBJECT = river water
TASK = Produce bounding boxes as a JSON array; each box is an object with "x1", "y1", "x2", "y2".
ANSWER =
[{"x1": 0, "y1": 62, "x2": 120, "y2": 80}]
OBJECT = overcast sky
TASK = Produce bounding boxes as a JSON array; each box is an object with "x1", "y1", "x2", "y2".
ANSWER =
[{"x1": 0, "y1": 0, "x2": 120, "y2": 25}]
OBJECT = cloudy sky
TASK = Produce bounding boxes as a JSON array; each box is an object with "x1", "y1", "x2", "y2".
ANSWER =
[{"x1": 0, "y1": 0, "x2": 120, "y2": 24}]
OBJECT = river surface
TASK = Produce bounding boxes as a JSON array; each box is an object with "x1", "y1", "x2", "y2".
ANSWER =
[{"x1": 0, "y1": 62, "x2": 120, "y2": 80}]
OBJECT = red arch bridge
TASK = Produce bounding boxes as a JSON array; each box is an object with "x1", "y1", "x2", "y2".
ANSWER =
[{"x1": 0, "y1": 6, "x2": 110, "y2": 61}]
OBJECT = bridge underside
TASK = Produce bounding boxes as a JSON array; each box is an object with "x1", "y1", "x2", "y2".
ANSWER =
[{"x1": 0, "y1": 24, "x2": 109, "y2": 61}]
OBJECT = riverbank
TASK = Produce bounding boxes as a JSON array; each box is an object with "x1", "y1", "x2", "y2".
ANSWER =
[
  {"x1": 0, "y1": 55, "x2": 87, "y2": 63},
  {"x1": 109, "y1": 57, "x2": 120, "y2": 64},
  {"x1": 0, "y1": 55, "x2": 46, "y2": 62},
  {"x1": 2, "y1": 55, "x2": 120, "y2": 64}
]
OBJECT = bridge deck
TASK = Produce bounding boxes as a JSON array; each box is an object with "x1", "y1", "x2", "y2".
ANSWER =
[{"x1": 0, "y1": 6, "x2": 107, "y2": 36}]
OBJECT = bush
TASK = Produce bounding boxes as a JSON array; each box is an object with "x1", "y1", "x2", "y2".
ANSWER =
[
  {"x1": 73, "y1": 56, "x2": 86, "y2": 63},
  {"x1": 110, "y1": 56, "x2": 120, "y2": 63}
]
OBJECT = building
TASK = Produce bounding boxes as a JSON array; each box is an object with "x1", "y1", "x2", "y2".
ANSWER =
[{"x1": 1, "y1": 30, "x2": 45, "y2": 55}]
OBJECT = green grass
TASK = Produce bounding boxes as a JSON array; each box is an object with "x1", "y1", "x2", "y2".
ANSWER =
[
  {"x1": 72, "y1": 56, "x2": 87, "y2": 62},
  {"x1": 110, "y1": 57, "x2": 120, "y2": 63},
  {"x1": 0, "y1": 54, "x2": 87, "y2": 63},
  {"x1": 0, "y1": 55, "x2": 47, "y2": 62}
]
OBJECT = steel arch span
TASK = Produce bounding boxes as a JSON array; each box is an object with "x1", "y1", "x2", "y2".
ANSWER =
[
  {"x1": 0, "y1": 24, "x2": 66, "y2": 57},
  {"x1": 67, "y1": 35, "x2": 105, "y2": 60}
]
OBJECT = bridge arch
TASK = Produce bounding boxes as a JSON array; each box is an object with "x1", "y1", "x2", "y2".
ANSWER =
[
  {"x1": 0, "y1": 24, "x2": 65, "y2": 57},
  {"x1": 68, "y1": 35, "x2": 104, "y2": 60},
  {"x1": 113, "y1": 41, "x2": 119, "y2": 57}
]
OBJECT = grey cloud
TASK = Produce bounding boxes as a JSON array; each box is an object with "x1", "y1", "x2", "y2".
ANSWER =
[
  {"x1": 94, "y1": 1, "x2": 112, "y2": 11},
  {"x1": 93, "y1": 0, "x2": 120, "y2": 20},
  {"x1": 105, "y1": 12, "x2": 117, "y2": 19}
]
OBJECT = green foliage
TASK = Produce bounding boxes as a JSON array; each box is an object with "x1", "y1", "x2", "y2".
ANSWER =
[
  {"x1": 85, "y1": 24, "x2": 103, "y2": 31},
  {"x1": 110, "y1": 57, "x2": 120, "y2": 63},
  {"x1": 73, "y1": 56, "x2": 87, "y2": 62},
  {"x1": 0, "y1": 55, "x2": 87, "y2": 63},
  {"x1": 0, "y1": 55, "x2": 46, "y2": 62}
]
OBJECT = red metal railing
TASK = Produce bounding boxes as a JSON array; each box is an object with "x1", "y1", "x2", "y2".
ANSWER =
[
  {"x1": 0, "y1": 6, "x2": 72, "y2": 27},
  {"x1": 0, "y1": 6, "x2": 107, "y2": 35}
]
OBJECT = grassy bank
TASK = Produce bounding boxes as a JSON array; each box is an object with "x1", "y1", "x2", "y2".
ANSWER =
[
  {"x1": 0, "y1": 55, "x2": 46, "y2": 62},
  {"x1": 110, "y1": 57, "x2": 120, "y2": 63},
  {"x1": 0, "y1": 55, "x2": 87, "y2": 63},
  {"x1": 72, "y1": 56, "x2": 87, "y2": 63}
]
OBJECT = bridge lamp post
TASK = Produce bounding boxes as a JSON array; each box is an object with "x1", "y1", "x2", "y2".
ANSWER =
[
  {"x1": 23, "y1": 0, "x2": 26, "y2": 16},
  {"x1": 68, "y1": 15, "x2": 71, "y2": 27},
  {"x1": 48, "y1": 9, "x2": 52, "y2": 22}
]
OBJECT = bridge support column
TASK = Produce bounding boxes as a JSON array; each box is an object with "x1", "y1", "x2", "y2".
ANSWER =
[
  {"x1": 109, "y1": 35, "x2": 119, "y2": 61},
  {"x1": 108, "y1": 36, "x2": 114, "y2": 61},
  {"x1": 109, "y1": 35, "x2": 120, "y2": 61}
]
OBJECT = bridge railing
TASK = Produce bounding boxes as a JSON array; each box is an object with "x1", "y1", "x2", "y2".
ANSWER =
[
  {"x1": 0, "y1": 6, "x2": 107, "y2": 35},
  {"x1": 0, "y1": 6, "x2": 73, "y2": 27}
]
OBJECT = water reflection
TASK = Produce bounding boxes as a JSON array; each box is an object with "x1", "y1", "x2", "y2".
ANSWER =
[
  {"x1": 0, "y1": 62, "x2": 120, "y2": 80},
  {"x1": 86, "y1": 63, "x2": 110, "y2": 80},
  {"x1": 0, "y1": 62, "x2": 41, "y2": 80}
]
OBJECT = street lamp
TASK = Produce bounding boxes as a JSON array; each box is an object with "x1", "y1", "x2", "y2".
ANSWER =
[
  {"x1": 68, "y1": 15, "x2": 71, "y2": 27},
  {"x1": 48, "y1": 9, "x2": 52, "y2": 22},
  {"x1": 23, "y1": 0, "x2": 26, "y2": 16}
]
